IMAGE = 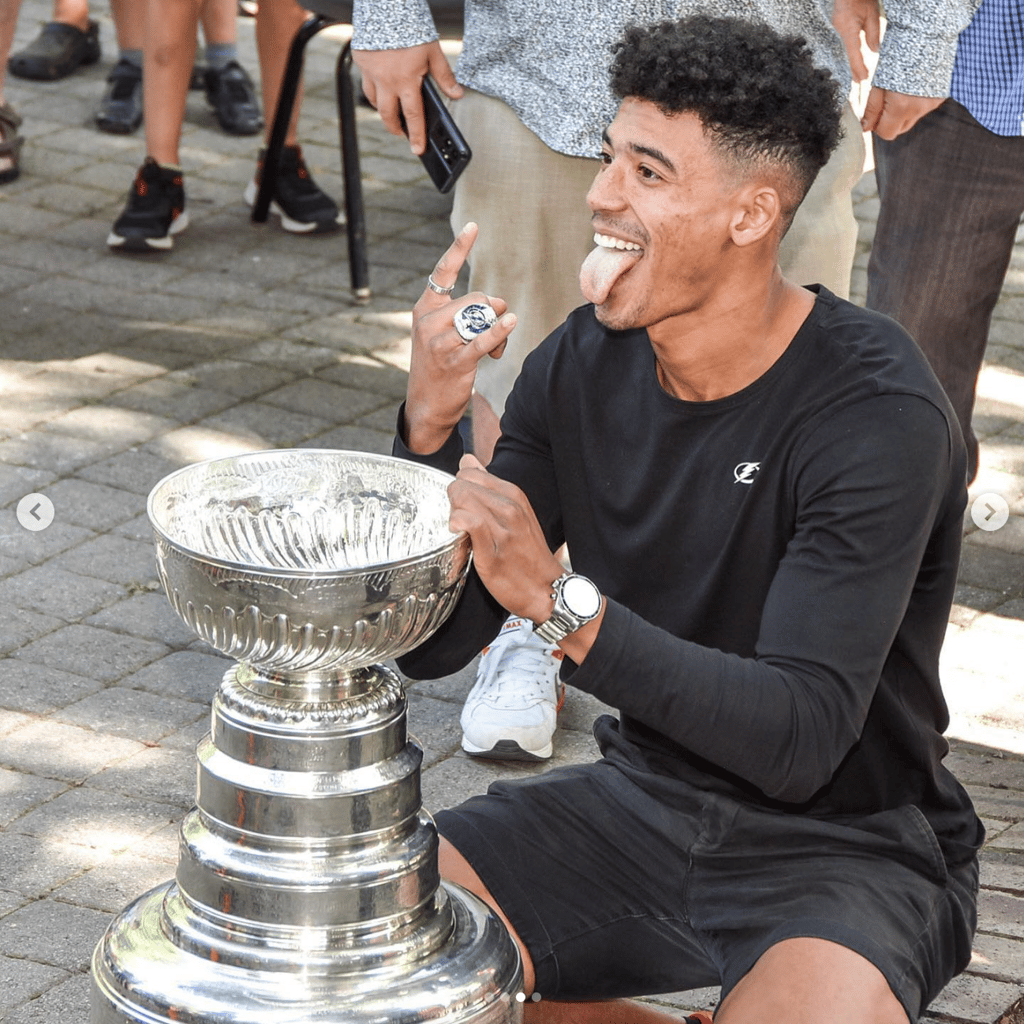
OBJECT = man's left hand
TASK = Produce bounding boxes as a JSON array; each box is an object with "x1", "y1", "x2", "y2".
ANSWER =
[
  {"x1": 448, "y1": 454, "x2": 564, "y2": 624},
  {"x1": 860, "y1": 88, "x2": 945, "y2": 139},
  {"x1": 832, "y1": 0, "x2": 946, "y2": 140}
]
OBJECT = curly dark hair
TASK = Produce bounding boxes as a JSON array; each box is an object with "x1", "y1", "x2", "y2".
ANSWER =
[{"x1": 610, "y1": 16, "x2": 843, "y2": 220}]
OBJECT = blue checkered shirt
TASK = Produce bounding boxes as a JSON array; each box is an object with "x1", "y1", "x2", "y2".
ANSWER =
[{"x1": 950, "y1": 0, "x2": 1024, "y2": 135}]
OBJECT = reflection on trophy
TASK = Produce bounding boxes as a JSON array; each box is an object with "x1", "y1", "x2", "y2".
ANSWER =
[{"x1": 91, "y1": 450, "x2": 523, "y2": 1024}]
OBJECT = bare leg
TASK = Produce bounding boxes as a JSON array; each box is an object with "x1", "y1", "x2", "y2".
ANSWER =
[
  {"x1": 254, "y1": 0, "x2": 305, "y2": 147},
  {"x1": 527, "y1": 1002, "x2": 688, "y2": 1024},
  {"x1": 51, "y1": 0, "x2": 89, "y2": 31},
  {"x1": 143, "y1": 0, "x2": 201, "y2": 165},
  {"x1": 715, "y1": 938, "x2": 909, "y2": 1024},
  {"x1": 198, "y1": 0, "x2": 236, "y2": 47},
  {"x1": 0, "y1": 0, "x2": 24, "y2": 180},
  {"x1": 523, "y1": 940, "x2": 911, "y2": 1024},
  {"x1": 109, "y1": 0, "x2": 142, "y2": 50},
  {"x1": 0, "y1": 0, "x2": 23, "y2": 106}
]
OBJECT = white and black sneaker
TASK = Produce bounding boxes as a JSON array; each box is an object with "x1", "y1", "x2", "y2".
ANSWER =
[
  {"x1": 108, "y1": 157, "x2": 188, "y2": 251},
  {"x1": 460, "y1": 616, "x2": 565, "y2": 761},
  {"x1": 244, "y1": 144, "x2": 344, "y2": 234}
]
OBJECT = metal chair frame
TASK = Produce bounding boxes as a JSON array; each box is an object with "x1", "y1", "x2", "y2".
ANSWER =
[{"x1": 251, "y1": 14, "x2": 370, "y2": 304}]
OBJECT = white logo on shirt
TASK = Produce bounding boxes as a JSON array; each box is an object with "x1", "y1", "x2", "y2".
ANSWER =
[{"x1": 734, "y1": 462, "x2": 760, "y2": 485}]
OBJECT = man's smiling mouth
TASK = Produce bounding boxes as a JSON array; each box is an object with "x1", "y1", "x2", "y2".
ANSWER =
[{"x1": 593, "y1": 232, "x2": 644, "y2": 252}]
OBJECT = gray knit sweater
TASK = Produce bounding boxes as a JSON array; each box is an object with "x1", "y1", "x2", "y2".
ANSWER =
[{"x1": 352, "y1": 0, "x2": 980, "y2": 158}]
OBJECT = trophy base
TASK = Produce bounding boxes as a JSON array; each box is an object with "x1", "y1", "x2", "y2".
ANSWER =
[{"x1": 92, "y1": 879, "x2": 523, "y2": 1024}]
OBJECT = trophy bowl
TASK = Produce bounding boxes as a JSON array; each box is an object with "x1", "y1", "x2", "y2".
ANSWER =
[
  {"x1": 92, "y1": 450, "x2": 522, "y2": 1024},
  {"x1": 147, "y1": 449, "x2": 472, "y2": 679}
]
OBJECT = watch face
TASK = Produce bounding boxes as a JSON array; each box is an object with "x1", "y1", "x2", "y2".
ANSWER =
[{"x1": 562, "y1": 575, "x2": 601, "y2": 617}]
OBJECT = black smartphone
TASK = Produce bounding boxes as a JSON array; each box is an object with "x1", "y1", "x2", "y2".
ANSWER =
[{"x1": 403, "y1": 76, "x2": 472, "y2": 194}]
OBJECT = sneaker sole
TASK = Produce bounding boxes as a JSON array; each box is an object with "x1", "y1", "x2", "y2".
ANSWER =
[
  {"x1": 95, "y1": 112, "x2": 142, "y2": 135},
  {"x1": 214, "y1": 116, "x2": 264, "y2": 137},
  {"x1": 243, "y1": 179, "x2": 345, "y2": 234},
  {"x1": 207, "y1": 95, "x2": 263, "y2": 136},
  {"x1": 461, "y1": 737, "x2": 553, "y2": 762},
  {"x1": 8, "y1": 46, "x2": 100, "y2": 81},
  {"x1": 107, "y1": 210, "x2": 189, "y2": 252}
]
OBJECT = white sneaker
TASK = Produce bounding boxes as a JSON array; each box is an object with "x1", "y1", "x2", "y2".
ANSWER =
[{"x1": 460, "y1": 616, "x2": 565, "y2": 761}]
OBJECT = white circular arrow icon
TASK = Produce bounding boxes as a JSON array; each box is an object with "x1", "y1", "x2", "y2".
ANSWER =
[{"x1": 16, "y1": 493, "x2": 55, "y2": 532}]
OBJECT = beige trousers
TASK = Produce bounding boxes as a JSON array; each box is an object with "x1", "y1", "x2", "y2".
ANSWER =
[{"x1": 451, "y1": 91, "x2": 865, "y2": 414}]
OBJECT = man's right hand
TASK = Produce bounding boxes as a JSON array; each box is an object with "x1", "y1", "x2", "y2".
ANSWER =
[
  {"x1": 352, "y1": 41, "x2": 464, "y2": 155},
  {"x1": 832, "y1": 0, "x2": 881, "y2": 83},
  {"x1": 404, "y1": 223, "x2": 516, "y2": 456}
]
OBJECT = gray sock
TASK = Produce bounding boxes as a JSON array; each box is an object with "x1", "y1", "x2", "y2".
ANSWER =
[{"x1": 204, "y1": 43, "x2": 238, "y2": 71}]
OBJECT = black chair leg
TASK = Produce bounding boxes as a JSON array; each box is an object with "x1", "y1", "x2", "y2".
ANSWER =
[
  {"x1": 337, "y1": 41, "x2": 370, "y2": 303},
  {"x1": 252, "y1": 13, "x2": 327, "y2": 223},
  {"x1": 252, "y1": 15, "x2": 371, "y2": 303}
]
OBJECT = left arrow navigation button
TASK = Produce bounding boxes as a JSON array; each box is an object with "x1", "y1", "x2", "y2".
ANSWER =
[{"x1": 16, "y1": 493, "x2": 55, "y2": 532}]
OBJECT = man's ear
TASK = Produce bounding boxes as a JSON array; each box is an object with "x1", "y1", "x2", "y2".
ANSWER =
[{"x1": 729, "y1": 185, "x2": 782, "y2": 247}]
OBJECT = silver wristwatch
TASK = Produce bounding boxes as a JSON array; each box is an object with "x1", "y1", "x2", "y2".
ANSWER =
[{"x1": 534, "y1": 572, "x2": 602, "y2": 644}]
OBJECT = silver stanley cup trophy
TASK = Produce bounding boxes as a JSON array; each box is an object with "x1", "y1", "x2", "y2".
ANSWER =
[{"x1": 91, "y1": 450, "x2": 523, "y2": 1024}]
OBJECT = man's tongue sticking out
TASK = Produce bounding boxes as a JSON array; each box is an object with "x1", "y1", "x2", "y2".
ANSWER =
[{"x1": 579, "y1": 236, "x2": 643, "y2": 306}]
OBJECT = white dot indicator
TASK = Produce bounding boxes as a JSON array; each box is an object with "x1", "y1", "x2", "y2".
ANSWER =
[{"x1": 515, "y1": 993, "x2": 526, "y2": 1003}]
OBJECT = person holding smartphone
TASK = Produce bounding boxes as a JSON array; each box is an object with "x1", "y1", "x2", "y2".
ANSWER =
[{"x1": 352, "y1": 0, "x2": 977, "y2": 766}]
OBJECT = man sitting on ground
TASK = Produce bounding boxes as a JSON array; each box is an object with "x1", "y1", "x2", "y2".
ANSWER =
[{"x1": 395, "y1": 16, "x2": 982, "y2": 1022}]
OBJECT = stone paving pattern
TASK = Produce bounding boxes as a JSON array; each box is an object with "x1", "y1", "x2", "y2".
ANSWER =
[{"x1": 1, "y1": 3, "x2": 1022, "y2": 1021}]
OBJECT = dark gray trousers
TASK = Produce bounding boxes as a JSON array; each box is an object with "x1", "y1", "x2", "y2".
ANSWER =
[{"x1": 867, "y1": 99, "x2": 1024, "y2": 481}]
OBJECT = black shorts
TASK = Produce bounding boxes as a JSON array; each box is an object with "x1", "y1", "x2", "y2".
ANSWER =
[{"x1": 436, "y1": 756, "x2": 978, "y2": 1021}]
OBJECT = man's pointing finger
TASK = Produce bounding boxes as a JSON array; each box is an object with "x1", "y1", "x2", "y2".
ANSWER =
[{"x1": 420, "y1": 222, "x2": 479, "y2": 306}]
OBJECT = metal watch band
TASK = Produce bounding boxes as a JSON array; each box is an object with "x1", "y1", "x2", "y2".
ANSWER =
[{"x1": 533, "y1": 573, "x2": 601, "y2": 644}]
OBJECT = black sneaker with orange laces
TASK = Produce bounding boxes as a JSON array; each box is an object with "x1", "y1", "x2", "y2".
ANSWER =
[
  {"x1": 107, "y1": 158, "x2": 188, "y2": 251},
  {"x1": 243, "y1": 144, "x2": 344, "y2": 234}
]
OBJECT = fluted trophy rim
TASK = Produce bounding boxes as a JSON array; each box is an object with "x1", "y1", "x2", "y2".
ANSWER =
[{"x1": 146, "y1": 448, "x2": 468, "y2": 580}]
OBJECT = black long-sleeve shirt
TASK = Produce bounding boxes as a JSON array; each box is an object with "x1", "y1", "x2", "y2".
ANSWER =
[{"x1": 395, "y1": 287, "x2": 983, "y2": 867}]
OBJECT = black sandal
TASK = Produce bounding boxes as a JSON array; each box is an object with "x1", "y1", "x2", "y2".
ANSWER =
[{"x1": 0, "y1": 103, "x2": 24, "y2": 185}]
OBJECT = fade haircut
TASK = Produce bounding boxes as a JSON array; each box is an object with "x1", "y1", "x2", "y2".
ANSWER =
[{"x1": 609, "y1": 16, "x2": 843, "y2": 228}]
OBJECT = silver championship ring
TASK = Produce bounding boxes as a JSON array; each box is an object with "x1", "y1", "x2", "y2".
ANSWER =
[{"x1": 453, "y1": 303, "x2": 498, "y2": 342}]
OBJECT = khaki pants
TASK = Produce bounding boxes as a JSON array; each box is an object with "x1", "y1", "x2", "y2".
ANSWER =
[{"x1": 451, "y1": 91, "x2": 865, "y2": 414}]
